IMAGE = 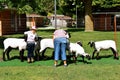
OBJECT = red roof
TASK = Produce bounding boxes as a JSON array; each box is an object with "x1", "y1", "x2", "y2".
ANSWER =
[{"x1": 47, "y1": 15, "x2": 72, "y2": 20}]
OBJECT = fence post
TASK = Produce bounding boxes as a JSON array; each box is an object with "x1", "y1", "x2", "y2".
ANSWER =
[{"x1": 114, "y1": 15, "x2": 117, "y2": 47}]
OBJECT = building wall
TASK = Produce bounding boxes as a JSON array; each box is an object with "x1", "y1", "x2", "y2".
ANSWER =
[
  {"x1": 0, "y1": 9, "x2": 26, "y2": 36},
  {"x1": 93, "y1": 14, "x2": 113, "y2": 31}
]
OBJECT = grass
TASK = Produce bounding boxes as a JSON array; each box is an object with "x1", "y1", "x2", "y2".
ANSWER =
[{"x1": 0, "y1": 28, "x2": 120, "y2": 80}]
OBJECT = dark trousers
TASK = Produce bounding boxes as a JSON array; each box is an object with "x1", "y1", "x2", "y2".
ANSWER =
[{"x1": 27, "y1": 42, "x2": 35, "y2": 58}]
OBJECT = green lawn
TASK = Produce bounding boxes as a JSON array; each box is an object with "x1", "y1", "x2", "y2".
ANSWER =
[{"x1": 0, "y1": 28, "x2": 120, "y2": 80}]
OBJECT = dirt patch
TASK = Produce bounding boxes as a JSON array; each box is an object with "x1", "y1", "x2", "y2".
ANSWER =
[{"x1": 0, "y1": 57, "x2": 3, "y2": 62}]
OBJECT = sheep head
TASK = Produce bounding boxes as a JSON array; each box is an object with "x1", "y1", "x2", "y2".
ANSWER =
[
  {"x1": 86, "y1": 54, "x2": 91, "y2": 60},
  {"x1": 76, "y1": 41, "x2": 83, "y2": 46},
  {"x1": 35, "y1": 36, "x2": 42, "y2": 41},
  {"x1": 88, "y1": 41, "x2": 95, "y2": 47}
]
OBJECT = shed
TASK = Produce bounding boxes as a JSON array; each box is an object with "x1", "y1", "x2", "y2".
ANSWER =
[
  {"x1": 26, "y1": 14, "x2": 44, "y2": 28},
  {"x1": 0, "y1": 9, "x2": 27, "y2": 36},
  {"x1": 93, "y1": 12, "x2": 120, "y2": 31},
  {"x1": 47, "y1": 15, "x2": 72, "y2": 27}
]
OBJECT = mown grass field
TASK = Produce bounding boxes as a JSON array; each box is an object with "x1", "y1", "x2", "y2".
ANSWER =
[{"x1": 0, "y1": 28, "x2": 120, "y2": 80}]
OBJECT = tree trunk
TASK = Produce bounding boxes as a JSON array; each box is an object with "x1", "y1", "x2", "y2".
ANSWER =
[{"x1": 84, "y1": 0, "x2": 94, "y2": 32}]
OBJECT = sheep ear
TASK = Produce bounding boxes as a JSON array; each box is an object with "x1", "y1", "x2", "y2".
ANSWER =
[
  {"x1": 88, "y1": 42, "x2": 91, "y2": 45},
  {"x1": 88, "y1": 41, "x2": 94, "y2": 44},
  {"x1": 77, "y1": 41, "x2": 83, "y2": 46}
]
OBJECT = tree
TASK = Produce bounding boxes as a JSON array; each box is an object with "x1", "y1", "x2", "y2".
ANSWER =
[
  {"x1": 35, "y1": 0, "x2": 54, "y2": 15},
  {"x1": 58, "y1": 0, "x2": 84, "y2": 18},
  {"x1": 83, "y1": 0, "x2": 120, "y2": 31},
  {"x1": 92, "y1": 0, "x2": 120, "y2": 8},
  {"x1": 84, "y1": 0, "x2": 94, "y2": 31},
  {"x1": 0, "y1": 0, "x2": 54, "y2": 15}
]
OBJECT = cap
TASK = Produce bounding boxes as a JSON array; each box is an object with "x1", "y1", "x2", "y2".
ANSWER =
[{"x1": 31, "y1": 26, "x2": 36, "y2": 30}]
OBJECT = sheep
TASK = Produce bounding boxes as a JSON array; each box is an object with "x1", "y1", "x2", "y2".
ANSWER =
[
  {"x1": 38, "y1": 38, "x2": 66, "y2": 59},
  {"x1": 39, "y1": 38, "x2": 54, "y2": 53},
  {"x1": 88, "y1": 40, "x2": 119, "y2": 60},
  {"x1": 37, "y1": 38, "x2": 90, "y2": 63},
  {"x1": 3, "y1": 38, "x2": 27, "y2": 62},
  {"x1": 34, "y1": 38, "x2": 54, "y2": 60},
  {"x1": 3, "y1": 36, "x2": 42, "y2": 62},
  {"x1": 69, "y1": 41, "x2": 91, "y2": 63},
  {"x1": 34, "y1": 37, "x2": 43, "y2": 60}
]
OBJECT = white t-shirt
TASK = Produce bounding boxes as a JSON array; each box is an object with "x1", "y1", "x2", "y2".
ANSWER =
[{"x1": 24, "y1": 31, "x2": 37, "y2": 42}]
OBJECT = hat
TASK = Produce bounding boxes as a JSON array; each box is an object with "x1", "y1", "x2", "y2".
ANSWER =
[{"x1": 31, "y1": 26, "x2": 36, "y2": 30}]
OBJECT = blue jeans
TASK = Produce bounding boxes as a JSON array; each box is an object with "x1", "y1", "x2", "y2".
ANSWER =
[
  {"x1": 27, "y1": 42, "x2": 35, "y2": 58},
  {"x1": 54, "y1": 37, "x2": 67, "y2": 60}
]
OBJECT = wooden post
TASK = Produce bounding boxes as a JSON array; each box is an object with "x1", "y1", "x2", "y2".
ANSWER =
[{"x1": 32, "y1": 17, "x2": 35, "y2": 26}]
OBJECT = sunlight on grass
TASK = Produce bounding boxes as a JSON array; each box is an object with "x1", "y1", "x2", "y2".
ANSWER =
[{"x1": 0, "y1": 28, "x2": 120, "y2": 80}]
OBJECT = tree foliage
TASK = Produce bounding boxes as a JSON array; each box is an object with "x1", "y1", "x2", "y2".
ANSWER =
[
  {"x1": 0, "y1": 0, "x2": 54, "y2": 15},
  {"x1": 1, "y1": 0, "x2": 120, "y2": 15},
  {"x1": 92, "y1": 0, "x2": 120, "y2": 8},
  {"x1": 58, "y1": 0, "x2": 84, "y2": 17}
]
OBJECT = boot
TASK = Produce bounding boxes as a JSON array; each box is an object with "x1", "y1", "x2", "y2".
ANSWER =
[
  {"x1": 31, "y1": 57, "x2": 34, "y2": 62},
  {"x1": 54, "y1": 60, "x2": 58, "y2": 67},
  {"x1": 64, "y1": 60, "x2": 67, "y2": 67},
  {"x1": 27, "y1": 58, "x2": 30, "y2": 63}
]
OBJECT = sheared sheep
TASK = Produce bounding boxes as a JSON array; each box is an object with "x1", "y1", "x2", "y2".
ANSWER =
[
  {"x1": 69, "y1": 41, "x2": 91, "y2": 63},
  {"x1": 38, "y1": 39, "x2": 90, "y2": 63},
  {"x1": 88, "y1": 40, "x2": 119, "y2": 60},
  {"x1": 2, "y1": 37, "x2": 42, "y2": 62},
  {"x1": 3, "y1": 38, "x2": 27, "y2": 62}
]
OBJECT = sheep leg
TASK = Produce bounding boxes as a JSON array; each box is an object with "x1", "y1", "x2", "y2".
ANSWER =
[
  {"x1": 35, "y1": 49, "x2": 40, "y2": 61},
  {"x1": 73, "y1": 56, "x2": 77, "y2": 64},
  {"x1": 67, "y1": 49, "x2": 72, "y2": 61},
  {"x1": 41, "y1": 48, "x2": 47, "y2": 58},
  {"x1": 3, "y1": 47, "x2": 11, "y2": 61},
  {"x1": 92, "y1": 50, "x2": 97, "y2": 59},
  {"x1": 6, "y1": 47, "x2": 12, "y2": 60},
  {"x1": 96, "y1": 52, "x2": 100, "y2": 60},
  {"x1": 75, "y1": 57, "x2": 77, "y2": 64},
  {"x1": 51, "y1": 51, "x2": 54, "y2": 59},
  {"x1": 115, "y1": 53, "x2": 119, "y2": 60},
  {"x1": 72, "y1": 52, "x2": 77, "y2": 64},
  {"x1": 111, "y1": 48, "x2": 119, "y2": 60},
  {"x1": 20, "y1": 49, "x2": 24, "y2": 62},
  {"x1": 81, "y1": 55, "x2": 85, "y2": 63},
  {"x1": 3, "y1": 49, "x2": 8, "y2": 61},
  {"x1": 114, "y1": 53, "x2": 119, "y2": 60}
]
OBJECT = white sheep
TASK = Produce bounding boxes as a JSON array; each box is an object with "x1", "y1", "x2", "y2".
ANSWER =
[
  {"x1": 38, "y1": 39, "x2": 90, "y2": 63},
  {"x1": 36, "y1": 38, "x2": 54, "y2": 58},
  {"x1": 39, "y1": 39, "x2": 54, "y2": 53},
  {"x1": 3, "y1": 38, "x2": 27, "y2": 62},
  {"x1": 69, "y1": 41, "x2": 91, "y2": 63},
  {"x1": 38, "y1": 38, "x2": 70, "y2": 57},
  {"x1": 88, "y1": 40, "x2": 119, "y2": 60}
]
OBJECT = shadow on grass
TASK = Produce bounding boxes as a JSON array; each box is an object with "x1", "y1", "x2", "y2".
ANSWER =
[{"x1": 93, "y1": 55, "x2": 113, "y2": 60}]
